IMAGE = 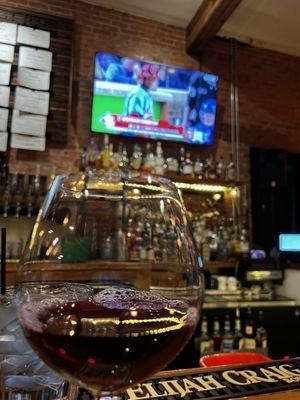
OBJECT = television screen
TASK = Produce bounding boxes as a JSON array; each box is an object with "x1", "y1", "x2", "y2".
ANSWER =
[{"x1": 91, "y1": 52, "x2": 219, "y2": 145}]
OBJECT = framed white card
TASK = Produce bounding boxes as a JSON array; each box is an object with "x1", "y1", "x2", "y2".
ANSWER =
[
  {"x1": 0, "y1": 108, "x2": 9, "y2": 131},
  {"x1": 17, "y1": 26, "x2": 50, "y2": 49},
  {"x1": 11, "y1": 109, "x2": 47, "y2": 137},
  {"x1": 0, "y1": 22, "x2": 17, "y2": 45},
  {"x1": 0, "y1": 86, "x2": 10, "y2": 107},
  {"x1": 14, "y1": 86, "x2": 50, "y2": 116},
  {"x1": 0, "y1": 62, "x2": 11, "y2": 85},
  {"x1": 0, "y1": 43, "x2": 14, "y2": 63},
  {"x1": 18, "y1": 67, "x2": 50, "y2": 91},
  {"x1": 19, "y1": 46, "x2": 52, "y2": 72},
  {"x1": 11, "y1": 133, "x2": 46, "y2": 151}
]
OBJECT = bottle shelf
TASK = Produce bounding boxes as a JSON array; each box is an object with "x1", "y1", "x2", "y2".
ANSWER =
[{"x1": 149, "y1": 173, "x2": 243, "y2": 193}]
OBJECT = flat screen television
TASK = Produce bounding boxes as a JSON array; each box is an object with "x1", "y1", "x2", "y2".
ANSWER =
[{"x1": 91, "y1": 52, "x2": 219, "y2": 145}]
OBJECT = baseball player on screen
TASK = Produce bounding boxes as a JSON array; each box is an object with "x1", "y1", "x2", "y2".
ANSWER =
[{"x1": 123, "y1": 64, "x2": 159, "y2": 119}]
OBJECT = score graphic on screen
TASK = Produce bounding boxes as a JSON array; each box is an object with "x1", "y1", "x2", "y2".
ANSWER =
[{"x1": 91, "y1": 52, "x2": 219, "y2": 145}]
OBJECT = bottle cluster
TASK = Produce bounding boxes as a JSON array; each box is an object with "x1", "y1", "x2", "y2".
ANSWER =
[
  {"x1": 81, "y1": 135, "x2": 236, "y2": 181},
  {"x1": 92, "y1": 208, "x2": 181, "y2": 263},
  {"x1": 191, "y1": 214, "x2": 250, "y2": 262},
  {"x1": 195, "y1": 309, "x2": 268, "y2": 356}
]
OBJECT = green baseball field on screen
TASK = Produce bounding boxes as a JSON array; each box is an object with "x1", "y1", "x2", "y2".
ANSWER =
[{"x1": 91, "y1": 94, "x2": 162, "y2": 133}]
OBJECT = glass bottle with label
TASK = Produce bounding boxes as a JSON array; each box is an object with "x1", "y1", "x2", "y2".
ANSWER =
[
  {"x1": 142, "y1": 143, "x2": 155, "y2": 173},
  {"x1": 121, "y1": 146, "x2": 129, "y2": 171},
  {"x1": 242, "y1": 308, "x2": 257, "y2": 351},
  {"x1": 102, "y1": 135, "x2": 110, "y2": 169},
  {"x1": 130, "y1": 144, "x2": 142, "y2": 171},
  {"x1": 80, "y1": 147, "x2": 87, "y2": 172},
  {"x1": 154, "y1": 142, "x2": 165, "y2": 175},
  {"x1": 199, "y1": 315, "x2": 211, "y2": 355},
  {"x1": 179, "y1": 147, "x2": 185, "y2": 175},
  {"x1": 183, "y1": 152, "x2": 194, "y2": 177},
  {"x1": 211, "y1": 317, "x2": 222, "y2": 351},
  {"x1": 194, "y1": 156, "x2": 204, "y2": 179},
  {"x1": 207, "y1": 155, "x2": 216, "y2": 180},
  {"x1": 216, "y1": 156, "x2": 225, "y2": 180},
  {"x1": 221, "y1": 314, "x2": 234, "y2": 352},
  {"x1": 240, "y1": 228, "x2": 250, "y2": 256},
  {"x1": 233, "y1": 309, "x2": 244, "y2": 350},
  {"x1": 87, "y1": 137, "x2": 100, "y2": 171},
  {"x1": 256, "y1": 310, "x2": 268, "y2": 350},
  {"x1": 226, "y1": 154, "x2": 236, "y2": 181},
  {"x1": 166, "y1": 157, "x2": 179, "y2": 175}
]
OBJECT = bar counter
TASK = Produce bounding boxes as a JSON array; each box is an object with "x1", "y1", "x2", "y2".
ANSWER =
[{"x1": 125, "y1": 358, "x2": 300, "y2": 400}]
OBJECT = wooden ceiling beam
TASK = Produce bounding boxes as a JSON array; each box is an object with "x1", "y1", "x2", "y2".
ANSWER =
[{"x1": 186, "y1": 0, "x2": 242, "y2": 57}]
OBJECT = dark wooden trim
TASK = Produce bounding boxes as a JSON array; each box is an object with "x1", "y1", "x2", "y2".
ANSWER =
[{"x1": 186, "y1": 0, "x2": 242, "y2": 57}]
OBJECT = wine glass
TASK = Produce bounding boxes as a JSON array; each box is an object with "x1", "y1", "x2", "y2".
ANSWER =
[{"x1": 17, "y1": 169, "x2": 204, "y2": 399}]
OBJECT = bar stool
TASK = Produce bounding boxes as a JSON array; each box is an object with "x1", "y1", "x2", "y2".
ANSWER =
[{"x1": 200, "y1": 352, "x2": 272, "y2": 367}]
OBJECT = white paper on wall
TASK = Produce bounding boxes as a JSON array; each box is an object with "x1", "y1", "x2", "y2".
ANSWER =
[
  {"x1": 11, "y1": 109, "x2": 47, "y2": 137},
  {"x1": 18, "y1": 67, "x2": 50, "y2": 91},
  {"x1": 0, "y1": 86, "x2": 10, "y2": 108},
  {"x1": 0, "y1": 108, "x2": 9, "y2": 131},
  {"x1": 14, "y1": 86, "x2": 50, "y2": 116},
  {"x1": 0, "y1": 43, "x2": 14, "y2": 62},
  {"x1": 0, "y1": 22, "x2": 17, "y2": 45},
  {"x1": 19, "y1": 46, "x2": 52, "y2": 72},
  {"x1": 11, "y1": 133, "x2": 46, "y2": 151},
  {"x1": 0, "y1": 62, "x2": 11, "y2": 85},
  {"x1": 17, "y1": 26, "x2": 50, "y2": 49}
]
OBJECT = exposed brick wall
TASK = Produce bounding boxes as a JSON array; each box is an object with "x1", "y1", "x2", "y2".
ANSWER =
[
  {"x1": 201, "y1": 38, "x2": 300, "y2": 155},
  {"x1": 2, "y1": 0, "x2": 300, "y2": 183}
]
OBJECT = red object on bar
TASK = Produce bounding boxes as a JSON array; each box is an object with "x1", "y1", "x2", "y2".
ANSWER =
[{"x1": 200, "y1": 352, "x2": 272, "y2": 367}]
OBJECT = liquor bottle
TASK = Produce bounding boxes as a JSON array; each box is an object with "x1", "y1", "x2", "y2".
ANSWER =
[
  {"x1": 211, "y1": 317, "x2": 222, "y2": 351},
  {"x1": 194, "y1": 156, "x2": 204, "y2": 179},
  {"x1": 142, "y1": 143, "x2": 155, "y2": 173},
  {"x1": 201, "y1": 238, "x2": 211, "y2": 263},
  {"x1": 166, "y1": 157, "x2": 179, "y2": 175},
  {"x1": 233, "y1": 309, "x2": 244, "y2": 350},
  {"x1": 207, "y1": 155, "x2": 216, "y2": 179},
  {"x1": 80, "y1": 147, "x2": 87, "y2": 172},
  {"x1": 256, "y1": 310, "x2": 268, "y2": 350},
  {"x1": 198, "y1": 315, "x2": 211, "y2": 355},
  {"x1": 216, "y1": 227, "x2": 228, "y2": 261},
  {"x1": 221, "y1": 314, "x2": 234, "y2": 352},
  {"x1": 182, "y1": 152, "x2": 194, "y2": 177},
  {"x1": 139, "y1": 237, "x2": 147, "y2": 262},
  {"x1": 115, "y1": 226, "x2": 127, "y2": 262},
  {"x1": 154, "y1": 142, "x2": 165, "y2": 175},
  {"x1": 240, "y1": 228, "x2": 250, "y2": 256},
  {"x1": 34, "y1": 164, "x2": 41, "y2": 196},
  {"x1": 101, "y1": 232, "x2": 113, "y2": 260},
  {"x1": 203, "y1": 157, "x2": 210, "y2": 179},
  {"x1": 226, "y1": 154, "x2": 236, "y2": 181},
  {"x1": 102, "y1": 135, "x2": 110, "y2": 168},
  {"x1": 242, "y1": 308, "x2": 257, "y2": 351},
  {"x1": 153, "y1": 235, "x2": 163, "y2": 262},
  {"x1": 130, "y1": 144, "x2": 142, "y2": 171},
  {"x1": 121, "y1": 146, "x2": 129, "y2": 170},
  {"x1": 87, "y1": 137, "x2": 100, "y2": 170},
  {"x1": 128, "y1": 225, "x2": 140, "y2": 262},
  {"x1": 179, "y1": 147, "x2": 185, "y2": 175},
  {"x1": 48, "y1": 165, "x2": 57, "y2": 189},
  {"x1": 216, "y1": 156, "x2": 225, "y2": 180}
]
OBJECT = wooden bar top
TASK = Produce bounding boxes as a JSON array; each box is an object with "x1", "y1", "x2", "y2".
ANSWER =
[{"x1": 124, "y1": 359, "x2": 300, "y2": 400}]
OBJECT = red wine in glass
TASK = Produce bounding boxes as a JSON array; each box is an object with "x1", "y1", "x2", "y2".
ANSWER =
[{"x1": 20, "y1": 288, "x2": 198, "y2": 394}]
